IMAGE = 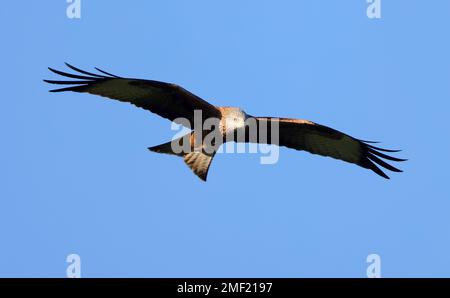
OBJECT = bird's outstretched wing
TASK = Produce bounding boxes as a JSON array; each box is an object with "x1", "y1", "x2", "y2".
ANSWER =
[
  {"x1": 44, "y1": 63, "x2": 221, "y2": 127},
  {"x1": 252, "y1": 117, "x2": 406, "y2": 179}
]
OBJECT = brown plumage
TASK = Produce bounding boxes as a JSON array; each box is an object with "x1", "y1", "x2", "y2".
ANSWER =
[{"x1": 44, "y1": 64, "x2": 406, "y2": 181}]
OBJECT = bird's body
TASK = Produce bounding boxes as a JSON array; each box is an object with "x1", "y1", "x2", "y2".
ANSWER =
[{"x1": 44, "y1": 64, "x2": 406, "y2": 181}]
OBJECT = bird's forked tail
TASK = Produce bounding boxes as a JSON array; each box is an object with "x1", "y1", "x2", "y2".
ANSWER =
[{"x1": 148, "y1": 134, "x2": 216, "y2": 181}]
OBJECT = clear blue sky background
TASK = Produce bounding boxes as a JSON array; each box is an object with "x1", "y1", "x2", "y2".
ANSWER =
[{"x1": 1, "y1": 1, "x2": 449, "y2": 277}]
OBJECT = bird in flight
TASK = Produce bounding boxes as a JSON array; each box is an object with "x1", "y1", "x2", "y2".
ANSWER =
[{"x1": 44, "y1": 63, "x2": 405, "y2": 181}]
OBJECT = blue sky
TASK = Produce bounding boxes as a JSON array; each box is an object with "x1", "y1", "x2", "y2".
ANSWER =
[{"x1": 1, "y1": 1, "x2": 449, "y2": 277}]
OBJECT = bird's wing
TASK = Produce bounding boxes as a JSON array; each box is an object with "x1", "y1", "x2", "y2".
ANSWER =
[
  {"x1": 44, "y1": 63, "x2": 221, "y2": 127},
  {"x1": 252, "y1": 117, "x2": 406, "y2": 179}
]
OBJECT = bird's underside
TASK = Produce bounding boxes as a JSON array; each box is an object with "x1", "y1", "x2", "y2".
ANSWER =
[{"x1": 44, "y1": 63, "x2": 406, "y2": 181}]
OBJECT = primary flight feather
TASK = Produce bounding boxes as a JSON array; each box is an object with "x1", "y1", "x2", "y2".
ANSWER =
[{"x1": 44, "y1": 63, "x2": 406, "y2": 181}]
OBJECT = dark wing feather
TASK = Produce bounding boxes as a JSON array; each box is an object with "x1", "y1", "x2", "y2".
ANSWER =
[
  {"x1": 252, "y1": 117, "x2": 406, "y2": 179},
  {"x1": 44, "y1": 64, "x2": 221, "y2": 127}
]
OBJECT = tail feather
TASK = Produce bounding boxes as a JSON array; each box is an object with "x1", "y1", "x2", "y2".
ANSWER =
[
  {"x1": 148, "y1": 134, "x2": 216, "y2": 181},
  {"x1": 183, "y1": 152, "x2": 215, "y2": 181},
  {"x1": 148, "y1": 140, "x2": 184, "y2": 157}
]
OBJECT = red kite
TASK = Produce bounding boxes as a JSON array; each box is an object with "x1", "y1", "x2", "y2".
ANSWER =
[{"x1": 44, "y1": 64, "x2": 405, "y2": 181}]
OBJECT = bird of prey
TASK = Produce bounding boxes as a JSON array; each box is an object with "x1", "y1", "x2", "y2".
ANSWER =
[{"x1": 44, "y1": 64, "x2": 405, "y2": 181}]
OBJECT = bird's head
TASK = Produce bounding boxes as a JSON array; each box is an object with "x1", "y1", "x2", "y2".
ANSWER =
[
  {"x1": 222, "y1": 107, "x2": 247, "y2": 133},
  {"x1": 225, "y1": 108, "x2": 247, "y2": 131}
]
